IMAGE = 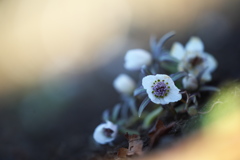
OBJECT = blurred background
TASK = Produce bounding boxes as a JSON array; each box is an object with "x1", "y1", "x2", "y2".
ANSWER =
[{"x1": 0, "y1": 0, "x2": 240, "y2": 159}]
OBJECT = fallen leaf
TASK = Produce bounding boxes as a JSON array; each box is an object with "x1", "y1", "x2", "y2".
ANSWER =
[
  {"x1": 117, "y1": 148, "x2": 128, "y2": 158},
  {"x1": 148, "y1": 120, "x2": 175, "y2": 147},
  {"x1": 125, "y1": 133, "x2": 143, "y2": 156}
]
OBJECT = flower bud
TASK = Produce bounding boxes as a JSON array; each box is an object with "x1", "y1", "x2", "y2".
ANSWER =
[
  {"x1": 182, "y1": 74, "x2": 198, "y2": 91},
  {"x1": 113, "y1": 74, "x2": 136, "y2": 95},
  {"x1": 93, "y1": 121, "x2": 118, "y2": 144},
  {"x1": 124, "y1": 49, "x2": 152, "y2": 70},
  {"x1": 187, "y1": 105, "x2": 198, "y2": 116}
]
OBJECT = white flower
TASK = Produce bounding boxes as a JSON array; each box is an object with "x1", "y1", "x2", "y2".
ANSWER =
[
  {"x1": 170, "y1": 37, "x2": 217, "y2": 82},
  {"x1": 124, "y1": 49, "x2": 152, "y2": 70},
  {"x1": 93, "y1": 121, "x2": 118, "y2": 144},
  {"x1": 113, "y1": 74, "x2": 136, "y2": 95},
  {"x1": 182, "y1": 74, "x2": 198, "y2": 91},
  {"x1": 142, "y1": 74, "x2": 182, "y2": 105}
]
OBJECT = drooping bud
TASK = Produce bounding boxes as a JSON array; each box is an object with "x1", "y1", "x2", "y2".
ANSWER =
[{"x1": 182, "y1": 74, "x2": 198, "y2": 91}]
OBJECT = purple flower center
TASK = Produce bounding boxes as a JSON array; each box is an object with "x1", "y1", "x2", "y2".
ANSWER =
[
  {"x1": 103, "y1": 128, "x2": 113, "y2": 137},
  {"x1": 152, "y1": 82, "x2": 168, "y2": 97}
]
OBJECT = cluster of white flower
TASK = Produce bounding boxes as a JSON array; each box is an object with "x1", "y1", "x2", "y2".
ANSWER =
[
  {"x1": 170, "y1": 37, "x2": 217, "y2": 85},
  {"x1": 93, "y1": 33, "x2": 218, "y2": 145}
]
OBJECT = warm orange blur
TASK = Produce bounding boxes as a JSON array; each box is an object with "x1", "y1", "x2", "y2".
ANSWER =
[
  {"x1": 138, "y1": 84, "x2": 240, "y2": 160},
  {"x1": 0, "y1": 0, "x2": 225, "y2": 94}
]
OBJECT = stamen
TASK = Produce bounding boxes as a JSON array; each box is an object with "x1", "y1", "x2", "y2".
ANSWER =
[
  {"x1": 103, "y1": 128, "x2": 113, "y2": 138},
  {"x1": 152, "y1": 82, "x2": 168, "y2": 98},
  {"x1": 190, "y1": 56, "x2": 203, "y2": 67}
]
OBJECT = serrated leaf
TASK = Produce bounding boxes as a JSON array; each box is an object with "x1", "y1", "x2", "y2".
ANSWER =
[
  {"x1": 138, "y1": 97, "x2": 151, "y2": 117},
  {"x1": 134, "y1": 86, "x2": 146, "y2": 97},
  {"x1": 200, "y1": 86, "x2": 220, "y2": 92},
  {"x1": 112, "y1": 104, "x2": 121, "y2": 122},
  {"x1": 170, "y1": 71, "x2": 188, "y2": 81}
]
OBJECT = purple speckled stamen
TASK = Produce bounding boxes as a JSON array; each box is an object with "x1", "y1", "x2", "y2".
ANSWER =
[
  {"x1": 152, "y1": 82, "x2": 168, "y2": 97},
  {"x1": 103, "y1": 128, "x2": 113, "y2": 137}
]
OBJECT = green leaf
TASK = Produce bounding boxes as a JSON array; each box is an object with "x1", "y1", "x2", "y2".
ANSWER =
[
  {"x1": 134, "y1": 86, "x2": 146, "y2": 97},
  {"x1": 129, "y1": 98, "x2": 137, "y2": 116},
  {"x1": 150, "y1": 36, "x2": 158, "y2": 55},
  {"x1": 170, "y1": 71, "x2": 188, "y2": 81},
  {"x1": 160, "y1": 61, "x2": 178, "y2": 73},
  {"x1": 159, "y1": 53, "x2": 179, "y2": 63},
  {"x1": 156, "y1": 31, "x2": 175, "y2": 51},
  {"x1": 151, "y1": 31, "x2": 175, "y2": 58},
  {"x1": 102, "y1": 109, "x2": 109, "y2": 122},
  {"x1": 121, "y1": 103, "x2": 128, "y2": 119},
  {"x1": 142, "y1": 106, "x2": 163, "y2": 129},
  {"x1": 138, "y1": 97, "x2": 151, "y2": 117},
  {"x1": 112, "y1": 104, "x2": 121, "y2": 122},
  {"x1": 119, "y1": 127, "x2": 139, "y2": 135},
  {"x1": 141, "y1": 65, "x2": 152, "y2": 76}
]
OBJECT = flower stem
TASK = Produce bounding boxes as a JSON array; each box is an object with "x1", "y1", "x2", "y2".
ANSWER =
[
  {"x1": 163, "y1": 104, "x2": 177, "y2": 119},
  {"x1": 142, "y1": 107, "x2": 163, "y2": 129}
]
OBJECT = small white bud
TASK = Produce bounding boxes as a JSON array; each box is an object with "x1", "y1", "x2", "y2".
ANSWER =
[
  {"x1": 124, "y1": 49, "x2": 152, "y2": 70},
  {"x1": 113, "y1": 74, "x2": 136, "y2": 95},
  {"x1": 182, "y1": 74, "x2": 198, "y2": 91}
]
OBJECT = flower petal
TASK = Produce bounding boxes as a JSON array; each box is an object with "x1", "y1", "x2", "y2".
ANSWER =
[
  {"x1": 170, "y1": 42, "x2": 185, "y2": 60},
  {"x1": 155, "y1": 74, "x2": 173, "y2": 85},
  {"x1": 204, "y1": 52, "x2": 217, "y2": 72},
  {"x1": 142, "y1": 75, "x2": 157, "y2": 89},
  {"x1": 164, "y1": 88, "x2": 182, "y2": 103},
  {"x1": 182, "y1": 74, "x2": 198, "y2": 91},
  {"x1": 200, "y1": 52, "x2": 217, "y2": 82},
  {"x1": 185, "y1": 37, "x2": 204, "y2": 52},
  {"x1": 152, "y1": 97, "x2": 168, "y2": 104},
  {"x1": 201, "y1": 71, "x2": 212, "y2": 82}
]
